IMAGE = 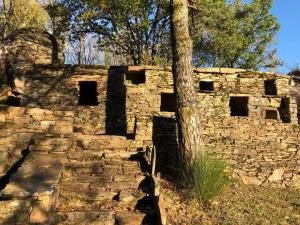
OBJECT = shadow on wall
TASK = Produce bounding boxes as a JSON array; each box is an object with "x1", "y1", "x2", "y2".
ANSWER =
[
  {"x1": 105, "y1": 67, "x2": 127, "y2": 135},
  {"x1": 47, "y1": 32, "x2": 60, "y2": 64},
  {"x1": 20, "y1": 67, "x2": 76, "y2": 109},
  {"x1": 152, "y1": 116, "x2": 179, "y2": 179},
  {"x1": 278, "y1": 97, "x2": 291, "y2": 123},
  {"x1": 1, "y1": 29, "x2": 62, "y2": 104}
]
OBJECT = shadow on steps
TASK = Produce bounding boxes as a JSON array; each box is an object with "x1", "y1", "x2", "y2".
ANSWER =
[{"x1": 0, "y1": 145, "x2": 31, "y2": 192}]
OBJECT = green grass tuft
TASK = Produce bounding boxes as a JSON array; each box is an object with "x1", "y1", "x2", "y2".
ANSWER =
[{"x1": 182, "y1": 151, "x2": 230, "y2": 203}]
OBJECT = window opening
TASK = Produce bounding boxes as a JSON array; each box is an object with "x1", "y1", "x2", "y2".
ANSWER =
[
  {"x1": 230, "y1": 97, "x2": 249, "y2": 116},
  {"x1": 264, "y1": 79, "x2": 277, "y2": 95},
  {"x1": 78, "y1": 81, "x2": 98, "y2": 106},
  {"x1": 265, "y1": 110, "x2": 277, "y2": 119},
  {"x1": 160, "y1": 93, "x2": 176, "y2": 112},
  {"x1": 199, "y1": 81, "x2": 214, "y2": 92},
  {"x1": 125, "y1": 70, "x2": 146, "y2": 84},
  {"x1": 5, "y1": 96, "x2": 21, "y2": 106}
]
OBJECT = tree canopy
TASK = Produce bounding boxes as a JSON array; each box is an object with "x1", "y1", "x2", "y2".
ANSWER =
[
  {"x1": 192, "y1": 0, "x2": 281, "y2": 70},
  {"x1": 61, "y1": 0, "x2": 170, "y2": 66},
  {"x1": 42, "y1": 0, "x2": 70, "y2": 38},
  {"x1": 0, "y1": 0, "x2": 49, "y2": 39},
  {"x1": 60, "y1": 0, "x2": 280, "y2": 69},
  {"x1": 0, "y1": 0, "x2": 282, "y2": 70}
]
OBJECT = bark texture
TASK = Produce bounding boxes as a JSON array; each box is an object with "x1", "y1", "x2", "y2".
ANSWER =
[{"x1": 170, "y1": 0, "x2": 204, "y2": 165}]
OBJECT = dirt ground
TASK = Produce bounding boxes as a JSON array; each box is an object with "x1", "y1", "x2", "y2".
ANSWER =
[{"x1": 161, "y1": 179, "x2": 300, "y2": 225}]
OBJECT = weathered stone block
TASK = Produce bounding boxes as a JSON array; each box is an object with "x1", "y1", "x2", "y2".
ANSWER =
[
  {"x1": 29, "y1": 194, "x2": 56, "y2": 224},
  {"x1": 52, "y1": 120, "x2": 73, "y2": 134},
  {"x1": 241, "y1": 176, "x2": 262, "y2": 186},
  {"x1": 115, "y1": 211, "x2": 145, "y2": 225},
  {"x1": 268, "y1": 168, "x2": 285, "y2": 181},
  {"x1": 0, "y1": 199, "x2": 31, "y2": 224}
]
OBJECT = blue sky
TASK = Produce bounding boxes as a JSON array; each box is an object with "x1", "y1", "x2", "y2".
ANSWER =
[{"x1": 272, "y1": 1, "x2": 300, "y2": 74}]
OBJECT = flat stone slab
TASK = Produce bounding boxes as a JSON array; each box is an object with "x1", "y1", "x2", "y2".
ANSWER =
[
  {"x1": 1, "y1": 181, "x2": 58, "y2": 198},
  {"x1": 54, "y1": 211, "x2": 115, "y2": 225},
  {"x1": 67, "y1": 150, "x2": 144, "y2": 162},
  {"x1": 73, "y1": 133, "x2": 131, "y2": 149},
  {"x1": 1, "y1": 153, "x2": 64, "y2": 198},
  {"x1": 0, "y1": 152, "x2": 66, "y2": 224},
  {"x1": 0, "y1": 199, "x2": 31, "y2": 224},
  {"x1": 115, "y1": 211, "x2": 146, "y2": 225}
]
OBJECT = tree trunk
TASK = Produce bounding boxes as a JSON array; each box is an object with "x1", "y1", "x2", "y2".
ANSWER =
[{"x1": 170, "y1": 0, "x2": 204, "y2": 166}]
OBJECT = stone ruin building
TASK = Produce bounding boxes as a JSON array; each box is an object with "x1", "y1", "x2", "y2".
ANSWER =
[{"x1": 0, "y1": 29, "x2": 299, "y2": 224}]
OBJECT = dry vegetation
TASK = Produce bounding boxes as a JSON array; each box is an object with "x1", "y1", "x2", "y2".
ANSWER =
[{"x1": 161, "y1": 179, "x2": 300, "y2": 225}]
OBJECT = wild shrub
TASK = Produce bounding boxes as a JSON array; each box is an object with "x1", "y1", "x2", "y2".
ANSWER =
[{"x1": 182, "y1": 151, "x2": 230, "y2": 203}]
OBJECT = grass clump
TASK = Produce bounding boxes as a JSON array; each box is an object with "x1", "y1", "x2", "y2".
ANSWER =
[{"x1": 182, "y1": 151, "x2": 230, "y2": 203}]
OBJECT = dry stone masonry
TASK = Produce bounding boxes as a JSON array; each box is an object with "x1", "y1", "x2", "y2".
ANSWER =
[
  {"x1": 121, "y1": 66, "x2": 299, "y2": 189},
  {"x1": 0, "y1": 28, "x2": 63, "y2": 104},
  {"x1": 0, "y1": 29, "x2": 299, "y2": 224},
  {"x1": 1, "y1": 64, "x2": 299, "y2": 186}
]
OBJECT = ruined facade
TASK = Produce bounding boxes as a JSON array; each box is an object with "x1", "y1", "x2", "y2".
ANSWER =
[
  {"x1": 0, "y1": 29, "x2": 299, "y2": 224},
  {"x1": 1, "y1": 64, "x2": 299, "y2": 187},
  {"x1": 0, "y1": 28, "x2": 63, "y2": 103}
]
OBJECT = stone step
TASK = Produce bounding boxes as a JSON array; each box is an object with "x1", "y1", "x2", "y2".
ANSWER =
[
  {"x1": 65, "y1": 159, "x2": 141, "y2": 167},
  {"x1": 103, "y1": 150, "x2": 144, "y2": 160},
  {"x1": 115, "y1": 211, "x2": 147, "y2": 225},
  {"x1": 61, "y1": 173, "x2": 145, "y2": 186},
  {"x1": 0, "y1": 198, "x2": 32, "y2": 225},
  {"x1": 60, "y1": 175, "x2": 144, "y2": 191},
  {"x1": 63, "y1": 161, "x2": 143, "y2": 178},
  {"x1": 57, "y1": 186, "x2": 145, "y2": 212},
  {"x1": 1, "y1": 153, "x2": 64, "y2": 198},
  {"x1": 73, "y1": 133, "x2": 131, "y2": 150},
  {"x1": 54, "y1": 210, "x2": 146, "y2": 225},
  {"x1": 54, "y1": 210, "x2": 115, "y2": 225},
  {"x1": 67, "y1": 150, "x2": 143, "y2": 161}
]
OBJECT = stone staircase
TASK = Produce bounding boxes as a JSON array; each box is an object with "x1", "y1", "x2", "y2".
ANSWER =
[
  {"x1": 53, "y1": 134, "x2": 156, "y2": 225},
  {"x1": 0, "y1": 134, "x2": 158, "y2": 224}
]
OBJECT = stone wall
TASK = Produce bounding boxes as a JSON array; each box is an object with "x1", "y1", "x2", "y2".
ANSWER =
[
  {"x1": 291, "y1": 75, "x2": 300, "y2": 124},
  {"x1": 0, "y1": 29, "x2": 63, "y2": 103},
  {"x1": 18, "y1": 65, "x2": 114, "y2": 135},
  {"x1": 1, "y1": 64, "x2": 299, "y2": 188},
  {"x1": 122, "y1": 67, "x2": 300, "y2": 188}
]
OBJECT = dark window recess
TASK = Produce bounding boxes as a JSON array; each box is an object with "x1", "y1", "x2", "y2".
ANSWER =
[
  {"x1": 278, "y1": 97, "x2": 291, "y2": 123},
  {"x1": 5, "y1": 96, "x2": 21, "y2": 106},
  {"x1": 199, "y1": 81, "x2": 214, "y2": 92},
  {"x1": 264, "y1": 79, "x2": 277, "y2": 95},
  {"x1": 160, "y1": 93, "x2": 176, "y2": 112},
  {"x1": 265, "y1": 110, "x2": 278, "y2": 119},
  {"x1": 230, "y1": 97, "x2": 249, "y2": 116},
  {"x1": 78, "y1": 81, "x2": 98, "y2": 106},
  {"x1": 125, "y1": 70, "x2": 146, "y2": 84}
]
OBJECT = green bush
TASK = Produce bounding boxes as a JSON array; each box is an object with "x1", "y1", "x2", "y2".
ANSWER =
[{"x1": 182, "y1": 151, "x2": 230, "y2": 203}]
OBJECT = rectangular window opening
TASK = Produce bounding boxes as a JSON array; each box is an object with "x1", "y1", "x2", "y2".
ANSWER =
[
  {"x1": 199, "y1": 81, "x2": 214, "y2": 92},
  {"x1": 230, "y1": 97, "x2": 249, "y2": 116},
  {"x1": 160, "y1": 93, "x2": 176, "y2": 112},
  {"x1": 125, "y1": 70, "x2": 146, "y2": 84},
  {"x1": 78, "y1": 81, "x2": 98, "y2": 106},
  {"x1": 278, "y1": 97, "x2": 291, "y2": 123},
  {"x1": 264, "y1": 79, "x2": 277, "y2": 95},
  {"x1": 5, "y1": 96, "x2": 21, "y2": 107},
  {"x1": 265, "y1": 110, "x2": 278, "y2": 119}
]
